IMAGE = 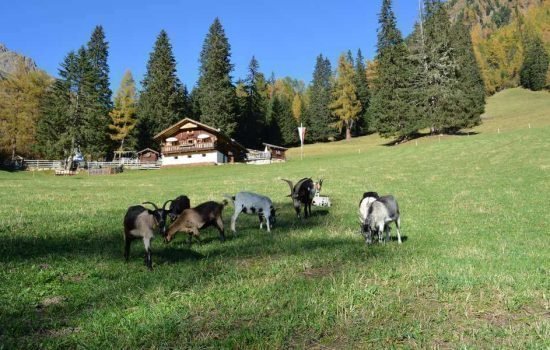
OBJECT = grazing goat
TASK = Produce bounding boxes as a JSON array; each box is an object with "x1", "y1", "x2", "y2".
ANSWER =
[
  {"x1": 164, "y1": 200, "x2": 228, "y2": 245},
  {"x1": 166, "y1": 195, "x2": 191, "y2": 221},
  {"x1": 281, "y1": 178, "x2": 323, "y2": 218},
  {"x1": 225, "y1": 192, "x2": 276, "y2": 234},
  {"x1": 358, "y1": 191, "x2": 380, "y2": 234},
  {"x1": 363, "y1": 195, "x2": 402, "y2": 245},
  {"x1": 123, "y1": 201, "x2": 170, "y2": 270}
]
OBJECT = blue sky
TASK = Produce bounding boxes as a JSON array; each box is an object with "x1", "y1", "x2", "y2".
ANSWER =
[{"x1": 1, "y1": 0, "x2": 420, "y2": 91}]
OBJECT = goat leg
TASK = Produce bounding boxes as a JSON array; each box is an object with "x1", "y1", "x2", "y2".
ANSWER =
[{"x1": 124, "y1": 236, "x2": 132, "y2": 261}]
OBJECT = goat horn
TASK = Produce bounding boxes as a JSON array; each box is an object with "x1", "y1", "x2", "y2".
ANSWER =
[
  {"x1": 281, "y1": 179, "x2": 294, "y2": 194},
  {"x1": 142, "y1": 201, "x2": 159, "y2": 211},
  {"x1": 162, "y1": 199, "x2": 173, "y2": 211}
]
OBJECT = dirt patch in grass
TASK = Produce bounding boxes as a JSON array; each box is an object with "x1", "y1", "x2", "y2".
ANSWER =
[
  {"x1": 37, "y1": 296, "x2": 65, "y2": 309},
  {"x1": 302, "y1": 267, "x2": 335, "y2": 279},
  {"x1": 39, "y1": 327, "x2": 81, "y2": 338}
]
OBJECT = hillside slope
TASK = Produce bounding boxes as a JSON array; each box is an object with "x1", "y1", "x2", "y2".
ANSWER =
[
  {"x1": 287, "y1": 88, "x2": 550, "y2": 158},
  {"x1": 448, "y1": 0, "x2": 550, "y2": 93}
]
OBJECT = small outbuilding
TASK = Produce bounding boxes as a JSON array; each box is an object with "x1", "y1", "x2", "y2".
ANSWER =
[
  {"x1": 262, "y1": 143, "x2": 288, "y2": 162},
  {"x1": 137, "y1": 148, "x2": 160, "y2": 164}
]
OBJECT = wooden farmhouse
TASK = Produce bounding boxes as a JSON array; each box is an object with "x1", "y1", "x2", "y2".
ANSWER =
[{"x1": 154, "y1": 118, "x2": 247, "y2": 166}]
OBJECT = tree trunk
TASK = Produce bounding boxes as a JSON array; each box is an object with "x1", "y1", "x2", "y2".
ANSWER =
[{"x1": 346, "y1": 125, "x2": 352, "y2": 140}]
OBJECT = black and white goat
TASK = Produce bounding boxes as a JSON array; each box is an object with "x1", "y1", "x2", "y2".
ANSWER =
[
  {"x1": 123, "y1": 200, "x2": 170, "y2": 270},
  {"x1": 165, "y1": 195, "x2": 191, "y2": 221},
  {"x1": 164, "y1": 200, "x2": 228, "y2": 245},
  {"x1": 225, "y1": 192, "x2": 276, "y2": 234},
  {"x1": 281, "y1": 178, "x2": 323, "y2": 218},
  {"x1": 362, "y1": 195, "x2": 402, "y2": 245}
]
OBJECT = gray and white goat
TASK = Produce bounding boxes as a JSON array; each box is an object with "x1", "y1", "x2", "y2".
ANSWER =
[
  {"x1": 225, "y1": 192, "x2": 276, "y2": 234},
  {"x1": 362, "y1": 195, "x2": 402, "y2": 245},
  {"x1": 123, "y1": 200, "x2": 171, "y2": 270},
  {"x1": 281, "y1": 178, "x2": 323, "y2": 218},
  {"x1": 358, "y1": 191, "x2": 380, "y2": 228}
]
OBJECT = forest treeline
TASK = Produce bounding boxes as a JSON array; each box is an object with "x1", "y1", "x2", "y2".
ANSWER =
[{"x1": 0, "y1": 0, "x2": 548, "y2": 161}]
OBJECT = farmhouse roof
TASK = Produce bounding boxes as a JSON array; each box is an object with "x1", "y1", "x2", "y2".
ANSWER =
[
  {"x1": 137, "y1": 148, "x2": 159, "y2": 155},
  {"x1": 263, "y1": 143, "x2": 288, "y2": 151},
  {"x1": 154, "y1": 117, "x2": 224, "y2": 141}
]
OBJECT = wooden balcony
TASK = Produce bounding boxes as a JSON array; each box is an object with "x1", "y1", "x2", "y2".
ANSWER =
[{"x1": 162, "y1": 142, "x2": 216, "y2": 155}]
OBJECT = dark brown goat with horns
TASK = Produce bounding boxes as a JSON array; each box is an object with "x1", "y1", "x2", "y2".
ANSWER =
[{"x1": 281, "y1": 178, "x2": 323, "y2": 219}]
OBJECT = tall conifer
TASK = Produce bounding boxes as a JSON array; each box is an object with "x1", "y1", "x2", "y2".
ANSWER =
[
  {"x1": 197, "y1": 18, "x2": 237, "y2": 135},
  {"x1": 354, "y1": 49, "x2": 370, "y2": 134},
  {"x1": 520, "y1": 34, "x2": 549, "y2": 91},
  {"x1": 136, "y1": 30, "x2": 186, "y2": 150},
  {"x1": 369, "y1": 0, "x2": 417, "y2": 140},
  {"x1": 305, "y1": 54, "x2": 335, "y2": 142}
]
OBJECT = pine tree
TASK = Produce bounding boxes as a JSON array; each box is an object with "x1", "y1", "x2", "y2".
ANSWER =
[
  {"x1": 136, "y1": 30, "x2": 186, "y2": 150},
  {"x1": 109, "y1": 70, "x2": 138, "y2": 150},
  {"x1": 271, "y1": 95, "x2": 297, "y2": 146},
  {"x1": 0, "y1": 58, "x2": 51, "y2": 159},
  {"x1": 197, "y1": 18, "x2": 237, "y2": 135},
  {"x1": 369, "y1": 0, "x2": 417, "y2": 140},
  {"x1": 354, "y1": 49, "x2": 370, "y2": 134},
  {"x1": 330, "y1": 54, "x2": 362, "y2": 140},
  {"x1": 84, "y1": 25, "x2": 112, "y2": 158},
  {"x1": 520, "y1": 34, "x2": 549, "y2": 91},
  {"x1": 447, "y1": 22, "x2": 485, "y2": 132},
  {"x1": 235, "y1": 56, "x2": 267, "y2": 148},
  {"x1": 37, "y1": 51, "x2": 85, "y2": 160},
  {"x1": 305, "y1": 54, "x2": 335, "y2": 142}
]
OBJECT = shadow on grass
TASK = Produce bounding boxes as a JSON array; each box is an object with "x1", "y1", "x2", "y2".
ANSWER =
[{"x1": 381, "y1": 131, "x2": 480, "y2": 146}]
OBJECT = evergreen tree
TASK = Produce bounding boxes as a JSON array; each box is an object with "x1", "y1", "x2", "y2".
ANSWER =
[
  {"x1": 109, "y1": 70, "x2": 138, "y2": 150},
  {"x1": 354, "y1": 49, "x2": 370, "y2": 134},
  {"x1": 189, "y1": 86, "x2": 201, "y2": 120},
  {"x1": 136, "y1": 30, "x2": 186, "y2": 150},
  {"x1": 305, "y1": 54, "x2": 335, "y2": 142},
  {"x1": 369, "y1": 0, "x2": 417, "y2": 140},
  {"x1": 235, "y1": 56, "x2": 267, "y2": 148},
  {"x1": 330, "y1": 54, "x2": 362, "y2": 140},
  {"x1": 197, "y1": 18, "x2": 237, "y2": 135},
  {"x1": 520, "y1": 34, "x2": 549, "y2": 91},
  {"x1": 271, "y1": 95, "x2": 297, "y2": 146},
  {"x1": 447, "y1": 22, "x2": 485, "y2": 132},
  {"x1": 37, "y1": 51, "x2": 86, "y2": 160},
  {"x1": 84, "y1": 25, "x2": 112, "y2": 158}
]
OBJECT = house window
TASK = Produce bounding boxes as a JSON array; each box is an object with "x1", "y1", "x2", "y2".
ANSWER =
[
  {"x1": 202, "y1": 154, "x2": 206, "y2": 157},
  {"x1": 187, "y1": 139, "x2": 194, "y2": 144},
  {"x1": 187, "y1": 155, "x2": 192, "y2": 158},
  {"x1": 174, "y1": 156, "x2": 178, "y2": 160}
]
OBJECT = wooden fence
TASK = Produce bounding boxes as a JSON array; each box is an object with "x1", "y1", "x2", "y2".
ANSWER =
[{"x1": 22, "y1": 159, "x2": 161, "y2": 170}]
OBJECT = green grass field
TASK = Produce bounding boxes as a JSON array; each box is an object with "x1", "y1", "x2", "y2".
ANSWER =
[{"x1": 1, "y1": 88, "x2": 549, "y2": 349}]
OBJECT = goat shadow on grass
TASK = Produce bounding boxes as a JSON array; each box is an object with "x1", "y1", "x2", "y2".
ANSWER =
[{"x1": 155, "y1": 246, "x2": 204, "y2": 263}]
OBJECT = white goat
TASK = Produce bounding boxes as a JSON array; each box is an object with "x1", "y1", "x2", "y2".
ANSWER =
[{"x1": 225, "y1": 192, "x2": 276, "y2": 234}]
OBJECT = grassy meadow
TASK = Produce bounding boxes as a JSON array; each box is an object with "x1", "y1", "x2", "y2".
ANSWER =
[{"x1": 0, "y1": 88, "x2": 549, "y2": 349}]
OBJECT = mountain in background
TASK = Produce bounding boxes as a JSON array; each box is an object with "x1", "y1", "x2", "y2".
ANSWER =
[
  {"x1": 0, "y1": 43, "x2": 39, "y2": 79},
  {"x1": 447, "y1": 0, "x2": 550, "y2": 94}
]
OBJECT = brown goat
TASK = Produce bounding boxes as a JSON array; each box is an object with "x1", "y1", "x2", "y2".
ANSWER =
[{"x1": 165, "y1": 200, "x2": 227, "y2": 245}]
